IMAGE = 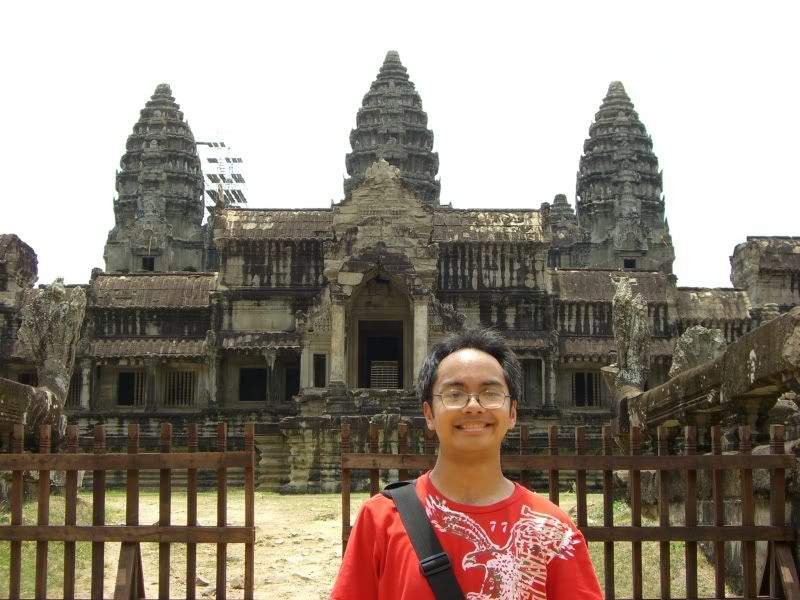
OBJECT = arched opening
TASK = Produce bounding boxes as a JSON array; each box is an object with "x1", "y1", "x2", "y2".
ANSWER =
[{"x1": 346, "y1": 270, "x2": 412, "y2": 389}]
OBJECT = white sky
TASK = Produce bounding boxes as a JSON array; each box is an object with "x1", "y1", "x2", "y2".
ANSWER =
[{"x1": 2, "y1": 1, "x2": 798, "y2": 288}]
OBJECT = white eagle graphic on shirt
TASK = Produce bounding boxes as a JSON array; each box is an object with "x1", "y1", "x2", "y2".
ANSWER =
[{"x1": 425, "y1": 496, "x2": 579, "y2": 600}]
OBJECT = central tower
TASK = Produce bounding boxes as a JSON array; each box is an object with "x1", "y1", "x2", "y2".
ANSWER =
[{"x1": 344, "y1": 51, "x2": 440, "y2": 205}]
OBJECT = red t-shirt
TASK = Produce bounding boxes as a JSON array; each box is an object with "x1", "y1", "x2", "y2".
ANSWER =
[{"x1": 331, "y1": 472, "x2": 603, "y2": 599}]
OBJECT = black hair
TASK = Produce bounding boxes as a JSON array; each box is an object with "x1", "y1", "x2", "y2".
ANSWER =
[{"x1": 417, "y1": 328, "x2": 522, "y2": 406}]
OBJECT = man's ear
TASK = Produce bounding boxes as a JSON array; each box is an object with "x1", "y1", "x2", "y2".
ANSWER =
[
  {"x1": 423, "y1": 401, "x2": 435, "y2": 430},
  {"x1": 509, "y1": 399, "x2": 517, "y2": 429}
]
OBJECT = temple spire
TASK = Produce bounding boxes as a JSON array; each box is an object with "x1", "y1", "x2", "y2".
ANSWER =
[
  {"x1": 344, "y1": 51, "x2": 440, "y2": 205},
  {"x1": 104, "y1": 84, "x2": 205, "y2": 273},
  {"x1": 574, "y1": 81, "x2": 674, "y2": 273},
  {"x1": 576, "y1": 81, "x2": 663, "y2": 212}
]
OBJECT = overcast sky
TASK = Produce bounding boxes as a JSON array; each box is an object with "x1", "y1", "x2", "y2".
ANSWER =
[{"x1": 2, "y1": 1, "x2": 797, "y2": 288}]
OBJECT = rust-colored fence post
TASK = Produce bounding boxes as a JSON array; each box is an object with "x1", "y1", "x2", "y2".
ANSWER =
[
  {"x1": 601, "y1": 425, "x2": 614, "y2": 600},
  {"x1": 126, "y1": 423, "x2": 140, "y2": 528},
  {"x1": 244, "y1": 422, "x2": 255, "y2": 598},
  {"x1": 121, "y1": 422, "x2": 145, "y2": 600},
  {"x1": 216, "y1": 422, "x2": 228, "y2": 600},
  {"x1": 159, "y1": 422, "x2": 172, "y2": 599},
  {"x1": 91, "y1": 424, "x2": 106, "y2": 600},
  {"x1": 341, "y1": 419, "x2": 351, "y2": 555},
  {"x1": 739, "y1": 425, "x2": 756, "y2": 598},
  {"x1": 684, "y1": 426, "x2": 698, "y2": 600},
  {"x1": 398, "y1": 421, "x2": 409, "y2": 482},
  {"x1": 630, "y1": 426, "x2": 642, "y2": 600},
  {"x1": 9, "y1": 422, "x2": 24, "y2": 600},
  {"x1": 769, "y1": 424, "x2": 786, "y2": 598},
  {"x1": 575, "y1": 427, "x2": 586, "y2": 529},
  {"x1": 35, "y1": 424, "x2": 51, "y2": 600},
  {"x1": 369, "y1": 421, "x2": 379, "y2": 496},
  {"x1": 519, "y1": 425, "x2": 530, "y2": 490},
  {"x1": 657, "y1": 426, "x2": 670, "y2": 600},
  {"x1": 64, "y1": 425, "x2": 79, "y2": 600},
  {"x1": 711, "y1": 425, "x2": 726, "y2": 597},
  {"x1": 186, "y1": 423, "x2": 199, "y2": 600},
  {"x1": 548, "y1": 424, "x2": 559, "y2": 505}
]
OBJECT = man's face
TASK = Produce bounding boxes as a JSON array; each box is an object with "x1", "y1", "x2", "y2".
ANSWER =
[{"x1": 423, "y1": 348, "x2": 517, "y2": 458}]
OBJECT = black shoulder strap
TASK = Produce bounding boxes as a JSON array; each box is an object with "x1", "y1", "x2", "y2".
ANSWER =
[{"x1": 382, "y1": 481, "x2": 465, "y2": 600}]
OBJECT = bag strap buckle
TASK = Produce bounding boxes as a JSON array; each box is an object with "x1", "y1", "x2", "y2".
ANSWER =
[{"x1": 420, "y1": 552, "x2": 452, "y2": 577}]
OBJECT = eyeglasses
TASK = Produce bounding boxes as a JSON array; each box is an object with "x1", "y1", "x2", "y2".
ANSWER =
[{"x1": 432, "y1": 390, "x2": 510, "y2": 409}]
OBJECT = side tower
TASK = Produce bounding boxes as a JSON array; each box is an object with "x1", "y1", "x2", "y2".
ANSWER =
[
  {"x1": 344, "y1": 51, "x2": 440, "y2": 205},
  {"x1": 576, "y1": 82, "x2": 674, "y2": 273},
  {"x1": 104, "y1": 84, "x2": 205, "y2": 273}
]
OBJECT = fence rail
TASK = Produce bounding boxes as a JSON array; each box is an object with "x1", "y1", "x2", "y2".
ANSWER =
[
  {"x1": 0, "y1": 421, "x2": 256, "y2": 600},
  {"x1": 340, "y1": 420, "x2": 800, "y2": 600}
]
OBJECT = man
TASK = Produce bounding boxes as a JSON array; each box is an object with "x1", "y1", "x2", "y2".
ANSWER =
[{"x1": 331, "y1": 329, "x2": 603, "y2": 599}]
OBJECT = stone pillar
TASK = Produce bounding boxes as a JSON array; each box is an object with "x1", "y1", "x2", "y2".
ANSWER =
[
  {"x1": 264, "y1": 348, "x2": 277, "y2": 404},
  {"x1": 79, "y1": 359, "x2": 92, "y2": 410},
  {"x1": 207, "y1": 354, "x2": 220, "y2": 407},
  {"x1": 145, "y1": 357, "x2": 158, "y2": 411},
  {"x1": 329, "y1": 302, "x2": 346, "y2": 385},
  {"x1": 545, "y1": 357, "x2": 557, "y2": 408},
  {"x1": 413, "y1": 297, "x2": 429, "y2": 381},
  {"x1": 300, "y1": 345, "x2": 311, "y2": 389}
]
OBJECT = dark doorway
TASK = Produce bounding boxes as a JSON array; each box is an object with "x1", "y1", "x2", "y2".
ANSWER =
[
  {"x1": 239, "y1": 368, "x2": 267, "y2": 402},
  {"x1": 313, "y1": 354, "x2": 327, "y2": 388},
  {"x1": 358, "y1": 320, "x2": 403, "y2": 388},
  {"x1": 284, "y1": 367, "x2": 300, "y2": 402},
  {"x1": 117, "y1": 371, "x2": 144, "y2": 406}
]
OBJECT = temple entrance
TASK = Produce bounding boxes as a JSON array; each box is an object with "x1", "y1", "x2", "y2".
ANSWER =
[
  {"x1": 346, "y1": 271, "x2": 412, "y2": 389},
  {"x1": 358, "y1": 320, "x2": 403, "y2": 388}
]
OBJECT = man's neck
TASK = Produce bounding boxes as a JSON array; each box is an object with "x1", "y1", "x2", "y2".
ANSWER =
[{"x1": 429, "y1": 453, "x2": 515, "y2": 506}]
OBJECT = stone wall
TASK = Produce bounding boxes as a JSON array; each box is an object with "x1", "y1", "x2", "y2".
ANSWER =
[{"x1": 731, "y1": 237, "x2": 800, "y2": 310}]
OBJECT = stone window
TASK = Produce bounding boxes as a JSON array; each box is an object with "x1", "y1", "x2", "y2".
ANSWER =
[
  {"x1": 163, "y1": 370, "x2": 196, "y2": 408},
  {"x1": 117, "y1": 371, "x2": 146, "y2": 406},
  {"x1": 623, "y1": 258, "x2": 637, "y2": 269},
  {"x1": 572, "y1": 371, "x2": 605, "y2": 407},
  {"x1": 239, "y1": 368, "x2": 267, "y2": 402},
  {"x1": 141, "y1": 256, "x2": 155, "y2": 271},
  {"x1": 520, "y1": 358, "x2": 543, "y2": 406},
  {"x1": 66, "y1": 371, "x2": 82, "y2": 409},
  {"x1": 313, "y1": 354, "x2": 327, "y2": 388}
]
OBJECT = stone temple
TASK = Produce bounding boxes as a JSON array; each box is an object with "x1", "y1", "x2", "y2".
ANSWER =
[{"x1": 2, "y1": 52, "x2": 799, "y2": 490}]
